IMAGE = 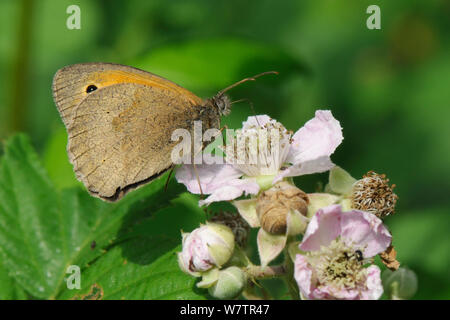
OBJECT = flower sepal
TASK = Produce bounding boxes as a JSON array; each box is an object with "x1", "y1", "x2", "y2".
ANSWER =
[
  {"x1": 204, "y1": 222, "x2": 236, "y2": 268},
  {"x1": 208, "y1": 266, "x2": 247, "y2": 299},
  {"x1": 327, "y1": 166, "x2": 357, "y2": 196},
  {"x1": 233, "y1": 198, "x2": 259, "y2": 228},
  {"x1": 287, "y1": 241, "x2": 303, "y2": 262},
  {"x1": 306, "y1": 193, "x2": 340, "y2": 218},
  {"x1": 197, "y1": 268, "x2": 220, "y2": 289}
]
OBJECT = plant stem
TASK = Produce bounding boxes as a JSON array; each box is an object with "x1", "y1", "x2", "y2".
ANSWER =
[{"x1": 283, "y1": 245, "x2": 300, "y2": 300}]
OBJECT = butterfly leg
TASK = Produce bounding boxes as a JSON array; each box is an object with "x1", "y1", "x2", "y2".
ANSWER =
[{"x1": 163, "y1": 166, "x2": 175, "y2": 192}]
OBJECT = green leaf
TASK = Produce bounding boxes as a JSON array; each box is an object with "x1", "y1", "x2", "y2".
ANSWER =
[
  {"x1": 121, "y1": 193, "x2": 206, "y2": 240},
  {"x1": 0, "y1": 134, "x2": 63, "y2": 298},
  {"x1": 58, "y1": 237, "x2": 207, "y2": 300},
  {"x1": 0, "y1": 134, "x2": 184, "y2": 299},
  {"x1": 0, "y1": 260, "x2": 28, "y2": 299}
]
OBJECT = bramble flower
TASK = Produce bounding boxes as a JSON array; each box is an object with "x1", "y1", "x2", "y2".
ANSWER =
[
  {"x1": 176, "y1": 110, "x2": 343, "y2": 206},
  {"x1": 294, "y1": 204, "x2": 391, "y2": 300},
  {"x1": 178, "y1": 223, "x2": 235, "y2": 276}
]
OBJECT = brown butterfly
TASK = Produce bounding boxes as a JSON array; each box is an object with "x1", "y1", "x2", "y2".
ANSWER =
[{"x1": 52, "y1": 63, "x2": 276, "y2": 201}]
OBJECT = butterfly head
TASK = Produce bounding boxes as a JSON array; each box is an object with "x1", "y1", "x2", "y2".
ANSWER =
[
  {"x1": 210, "y1": 94, "x2": 231, "y2": 116},
  {"x1": 209, "y1": 71, "x2": 278, "y2": 117}
]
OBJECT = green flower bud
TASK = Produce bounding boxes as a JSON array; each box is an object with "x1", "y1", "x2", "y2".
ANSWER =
[
  {"x1": 382, "y1": 267, "x2": 418, "y2": 300},
  {"x1": 208, "y1": 266, "x2": 247, "y2": 299}
]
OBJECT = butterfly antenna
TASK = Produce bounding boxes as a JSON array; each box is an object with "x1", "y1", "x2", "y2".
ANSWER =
[
  {"x1": 217, "y1": 71, "x2": 278, "y2": 96},
  {"x1": 231, "y1": 98, "x2": 262, "y2": 127}
]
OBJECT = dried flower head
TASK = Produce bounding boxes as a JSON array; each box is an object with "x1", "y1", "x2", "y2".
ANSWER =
[
  {"x1": 209, "y1": 211, "x2": 250, "y2": 247},
  {"x1": 256, "y1": 181, "x2": 309, "y2": 235},
  {"x1": 352, "y1": 171, "x2": 398, "y2": 219}
]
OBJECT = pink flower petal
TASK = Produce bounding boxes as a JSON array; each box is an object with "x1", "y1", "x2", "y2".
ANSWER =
[
  {"x1": 287, "y1": 110, "x2": 343, "y2": 165},
  {"x1": 310, "y1": 286, "x2": 360, "y2": 300},
  {"x1": 340, "y1": 210, "x2": 392, "y2": 257},
  {"x1": 198, "y1": 179, "x2": 259, "y2": 206},
  {"x1": 175, "y1": 157, "x2": 243, "y2": 194},
  {"x1": 299, "y1": 205, "x2": 391, "y2": 258},
  {"x1": 274, "y1": 156, "x2": 334, "y2": 182},
  {"x1": 299, "y1": 205, "x2": 342, "y2": 252},
  {"x1": 294, "y1": 254, "x2": 315, "y2": 299},
  {"x1": 360, "y1": 265, "x2": 383, "y2": 300}
]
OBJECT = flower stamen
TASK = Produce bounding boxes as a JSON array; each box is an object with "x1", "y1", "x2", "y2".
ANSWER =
[{"x1": 307, "y1": 239, "x2": 368, "y2": 291}]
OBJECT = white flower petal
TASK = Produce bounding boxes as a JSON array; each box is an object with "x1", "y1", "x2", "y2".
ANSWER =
[{"x1": 232, "y1": 199, "x2": 260, "y2": 228}]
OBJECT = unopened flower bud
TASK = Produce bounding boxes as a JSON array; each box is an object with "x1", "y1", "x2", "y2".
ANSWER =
[
  {"x1": 208, "y1": 266, "x2": 247, "y2": 299},
  {"x1": 256, "y1": 181, "x2": 309, "y2": 234},
  {"x1": 352, "y1": 171, "x2": 398, "y2": 219},
  {"x1": 178, "y1": 223, "x2": 235, "y2": 276},
  {"x1": 382, "y1": 267, "x2": 418, "y2": 300},
  {"x1": 209, "y1": 211, "x2": 250, "y2": 247}
]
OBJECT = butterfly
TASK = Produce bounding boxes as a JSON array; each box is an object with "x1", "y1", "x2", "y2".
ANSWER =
[{"x1": 52, "y1": 62, "x2": 276, "y2": 201}]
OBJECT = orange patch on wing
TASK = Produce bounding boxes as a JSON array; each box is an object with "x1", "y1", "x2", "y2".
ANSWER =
[{"x1": 87, "y1": 70, "x2": 203, "y2": 105}]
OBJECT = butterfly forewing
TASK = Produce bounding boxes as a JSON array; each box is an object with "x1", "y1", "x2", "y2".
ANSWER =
[
  {"x1": 52, "y1": 63, "x2": 212, "y2": 201},
  {"x1": 66, "y1": 82, "x2": 204, "y2": 200},
  {"x1": 52, "y1": 63, "x2": 203, "y2": 127}
]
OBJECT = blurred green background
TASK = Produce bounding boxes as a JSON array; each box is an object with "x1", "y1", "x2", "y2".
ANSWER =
[{"x1": 0, "y1": 0, "x2": 449, "y2": 299}]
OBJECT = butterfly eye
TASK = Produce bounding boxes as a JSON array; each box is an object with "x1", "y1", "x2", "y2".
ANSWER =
[{"x1": 86, "y1": 85, "x2": 98, "y2": 93}]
